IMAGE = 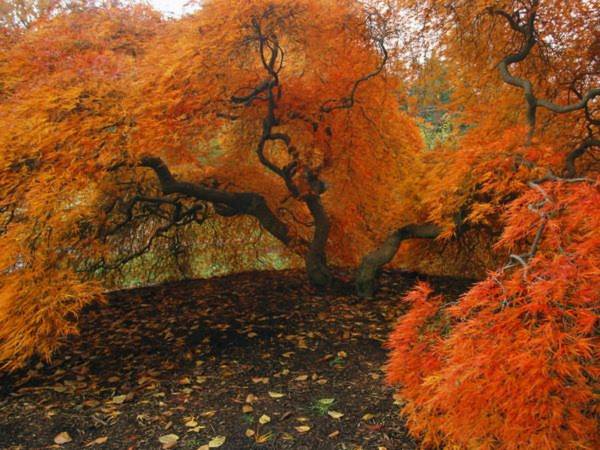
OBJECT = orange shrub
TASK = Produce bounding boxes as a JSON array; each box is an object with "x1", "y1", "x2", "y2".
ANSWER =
[{"x1": 386, "y1": 180, "x2": 599, "y2": 449}]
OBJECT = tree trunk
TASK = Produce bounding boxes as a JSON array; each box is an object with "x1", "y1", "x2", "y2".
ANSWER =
[
  {"x1": 304, "y1": 194, "x2": 332, "y2": 288},
  {"x1": 356, "y1": 223, "x2": 441, "y2": 298}
]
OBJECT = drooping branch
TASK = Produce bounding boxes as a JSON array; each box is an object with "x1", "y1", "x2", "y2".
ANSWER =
[
  {"x1": 320, "y1": 37, "x2": 389, "y2": 113},
  {"x1": 355, "y1": 223, "x2": 442, "y2": 297},
  {"x1": 565, "y1": 138, "x2": 600, "y2": 178},
  {"x1": 489, "y1": 2, "x2": 600, "y2": 144},
  {"x1": 139, "y1": 156, "x2": 293, "y2": 247}
]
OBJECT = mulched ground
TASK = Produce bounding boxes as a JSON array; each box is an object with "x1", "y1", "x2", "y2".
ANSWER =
[{"x1": 0, "y1": 270, "x2": 472, "y2": 450}]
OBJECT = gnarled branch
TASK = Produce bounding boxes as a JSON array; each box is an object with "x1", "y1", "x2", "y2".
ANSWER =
[
  {"x1": 139, "y1": 156, "x2": 293, "y2": 247},
  {"x1": 489, "y1": 2, "x2": 600, "y2": 144}
]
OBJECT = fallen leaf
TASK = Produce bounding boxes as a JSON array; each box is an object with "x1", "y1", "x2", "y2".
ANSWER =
[
  {"x1": 268, "y1": 391, "x2": 285, "y2": 398},
  {"x1": 208, "y1": 435, "x2": 226, "y2": 447},
  {"x1": 327, "y1": 410, "x2": 344, "y2": 419},
  {"x1": 318, "y1": 398, "x2": 335, "y2": 405},
  {"x1": 84, "y1": 436, "x2": 108, "y2": 447},
  {"x1": 252, "y1": 377, "x2": 269, "y2": 384},
  {"x1": 245, "y1": 394, "x2": 258, "y2": 403},
  {"x1": 245, "y1": 429, "x2": 255, "y2": 438},
  {"x1": 185, "y1": 419, "x2": 198, "y2": 427},
  {"x1": 295, "y1": 425, "x2": 311, "y2": 433},
  {"x1": 242, "y1": 404, "x2": 253, "y2": 413},
  {"x1": 158, "y1": 434, "x2": 179, "y2": 447},
  {"x1": 82, "y1": 399, "x2": 100, "y2": 408},
  {"x1": 328, "y1": 430, "x2": 340, "y2": 438},
  {"x1": 255, "y1": 432, "x2": 273, "y2": 443},
  {"x1": 111, "y1": 394, "x2": 127, "y2": 404},
  {"x1": 362, "y1": 413, "x2": 375, "y2": 421},
  {"x1": 54, "y1": 432, "x2": 72, "y2": 445},
  {"x1": 259, "y1": 414, "x2": 271, "y2": 424},
  {"x1": 366, "y1": 423, "x2": 384, "y2": 432},
  {"x1": 200, "y1": 410, "x2": 216, "y2": 418},
  {"x1": 294, "y1": 374, "x2": 308, "y2": 381}
]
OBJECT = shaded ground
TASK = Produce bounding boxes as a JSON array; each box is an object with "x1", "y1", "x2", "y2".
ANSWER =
[{"x1": 0, "y1": 270, "x2": 472, "y2": 450}]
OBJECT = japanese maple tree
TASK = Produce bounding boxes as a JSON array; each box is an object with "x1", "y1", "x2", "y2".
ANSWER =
[{"x1": 1, "y1": 0, "x2": 422, "y2": 367}]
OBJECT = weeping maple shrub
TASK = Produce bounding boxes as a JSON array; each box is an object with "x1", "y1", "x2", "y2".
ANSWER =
[
  {"x1": 0, "y1": 0, "x2": 424, "y2": 368},
  {"x1": 386, "y1": 180, "x2": 599, "y2": 449}
]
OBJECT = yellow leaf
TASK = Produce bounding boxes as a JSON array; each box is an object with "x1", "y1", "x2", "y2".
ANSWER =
[
  {"x1": 54, "y1": 432, "x2": 72, "y2": 445},
  {"x1": 327, "y1": 410, "x2": 344, "y2": 419},
  {"x1": 84, "y1": 436, "x2": 108, "y2": 447},
  {"x1": 158, "y1": 434, "x2": 179, "y2": 447},
  {"x1": 208, "y1": 435, "x2": 226, "y2": 448}
]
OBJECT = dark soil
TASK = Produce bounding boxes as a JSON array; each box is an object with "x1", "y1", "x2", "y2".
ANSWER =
[{"x1": 0, "y1": 270, "x2": 473, "y2": 450}]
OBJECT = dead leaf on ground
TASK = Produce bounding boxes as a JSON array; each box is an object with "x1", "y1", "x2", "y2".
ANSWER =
[
  {"x1": 242, "y1": 404, "x2": 253, "y2": 413},
  {"x1": 327, "y1": 410, "x2": 344, "y2": 419},
  {"x1": 255, "y1": 432, "x2": 272, "y2": 443},
  {"x1": 111, "y1": 394, "x2": 127, "y2": 404},
  {"x1": 208, "y1": 435, "x2": 226, "y2": 447},
  {"x1": 84, "y1": 436, "x2": 108, "y2": 447},
  {"x1": 184, "y1": 418, "x2": 198, "y2": 427},
  {"x1": 158, "y1": 433, "x2": 179, "y2": 448},
  {"x1": 54, "y1": 432, "x2": 72, "y2": 445}
]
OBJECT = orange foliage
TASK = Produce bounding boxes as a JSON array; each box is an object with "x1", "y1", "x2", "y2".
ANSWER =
[
  {"x1": 0, "y1": 4, "x2": 161, "y2": 369},
  {"x1": 0, "y1": 1, "x2": 425, "y2": 367},
  {"x1": 130, "y1": 0, "x2": 423, "y2": 265},
  {"x1": 0, "y1": 12, "x2": 597, "y2": 450},
  {"x1": 387, "y1": 181, "x2": 599, "y2": 449},
  {"x1": 384, "y1": 1, "x2": 599, "y2": 448}
]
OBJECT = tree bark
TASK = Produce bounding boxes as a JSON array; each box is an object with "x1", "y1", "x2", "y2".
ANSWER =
[
  {"x1": 304, "y1": 194, "x2": 332, "y2": 288},
  {"x1": 355, "y1": 222, "x2": 441, "y2": 298}
]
